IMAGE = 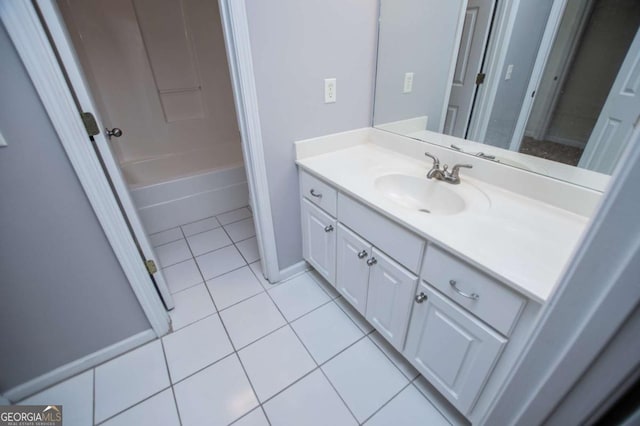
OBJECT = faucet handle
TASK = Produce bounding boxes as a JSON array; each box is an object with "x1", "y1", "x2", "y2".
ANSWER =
[
  {"x1": 424, "y1": 152, "x2": 440, "y2": 166},
  {"x1": 450, "y1": 163, "x2": 473, "y2": 178}
]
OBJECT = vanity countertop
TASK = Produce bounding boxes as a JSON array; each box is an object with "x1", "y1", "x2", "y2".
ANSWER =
[{"x1": 295, "y1": 131, "x2": 593, "y2": 303}]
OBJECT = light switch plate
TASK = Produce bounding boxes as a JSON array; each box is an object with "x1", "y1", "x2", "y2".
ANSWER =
[
  {"x1": 403, "y1": 72, "x2": 414, "y2": 93},
  {"x1": 0, "y1": 130, "x2": 7, "y2": 147},
  {"x1": 324, "y1": 78, "x2": 336, "y2": 103}
]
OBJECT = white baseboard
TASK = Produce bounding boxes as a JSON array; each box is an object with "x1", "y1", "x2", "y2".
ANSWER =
[
  {"x1": 4, "y1": 329, "x2": 156, "y2": 403},
  {"x1": 278, "y1": 260, "x2": 310, "y2": 283}
]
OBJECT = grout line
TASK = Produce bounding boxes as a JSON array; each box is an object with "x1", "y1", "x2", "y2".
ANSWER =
[
  {"x1": 158, "y1": 339, "x2": 184, "y2": 426},
  {"x1": 360, "y1": 381, "x2": 413, "y2": 425},
  {"x1": 366, "y1": 333, "x2": 420, "y2": 381},
  {"x1": 94, "y1": 386, "x2": 172, "y2": 425}
]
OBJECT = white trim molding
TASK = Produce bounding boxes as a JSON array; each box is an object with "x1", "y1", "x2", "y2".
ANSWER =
[
  {"x1": 218, "y1": 0, "x2": 281, "y2": 283},
  {"x1": 0, "y1": 2, "x2": 170, "y2": 336},
  {"x1": 4, "y1": 330, "x2": 156, "y2": 403},
  {"x1": 484, "y1": 122, "x2": 640, "y2": 425},
  {"x1": 278, "y1": 261, "x2": 311, "y2": 283}
]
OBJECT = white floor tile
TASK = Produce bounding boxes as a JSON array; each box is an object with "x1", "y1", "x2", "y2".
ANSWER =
[
  {"x1": 249, "y1": 261, "x2": 275, "y2": 289},
  {"x1": 291, "y1": 302, "x2": 364, "y2": 364},
  {"x1": 335, "y1": 296, "x2": 375, "y2": 334},
  {"x1": 263, "y1": 369, "x2": 357, "y2": 426},
  {"x1": 206, "y1": 266, "x2": 264, "y2": 310},
  {"x1": 174, "y1": 355, "x2": 258, "y2": 426},
  {"x1": 155, "y1": 239, "x2": 191, "y2": 268},
  {"x1": 163, "y1": 315, "x2": 234, "y2": 383},
  {"x1": 196, "y1": 245, "x2": 246, "y2": 280},
  {"x1": 369, "y1": 332, "x2": 420, "y2": 380},
  {"x1": 162, "y1": 259, "x2": 203, "y2": 294},
  {"x1": 94, "y1": 340, "x2": 170, "y2": 423},
  {"x1": 238, "y1": 326, "x2": 315, "y2": 402},
  {"x1": 181, "y1": 216, "x2": 220, "y2": 237},
  {"x1": 186, "y1": 227, "x2": 232, "y2": 256},
  {"x1": 21, "y1": 370, "x2": 93, "y2": 426},
  {"x1": 219, "y1": 292, "x2": 286, "y2": 349},
  {"x1": 101, "y1": 389, "x2": 180, "y2": 426},
  {"x1": 269, "y1": 273, "x2": 331, "y2": 321},
  {"x1": 232, "y1": 408, "x2": 270, "y2": 426},
  {"x1": 217, "y1": 207, "x2": 252, "y2": 225},
  {"x1": 149, "y1": 227, "x2": 183, "y2": 247},
  {"x1": 364, "y1": 385, "x2": 449, "y2": 426},
  {"x1": 308, "y1": 269, "x2": 340, "y2": 299},
  {"x1": 322, "y1": 338, "x2": 409, "y2": 423},
  {"x1": 236, "y1": 237, "x2": 260, "y2": 263},
  {"x1": 169, "y1": 284, "x2": 216, "y2": 330},
  {"x1": 224, "y1": 217, "x2": 256, "y2": 242}
]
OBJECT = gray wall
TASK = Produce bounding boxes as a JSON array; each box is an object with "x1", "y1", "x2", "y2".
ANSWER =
[
  {"x1": 374, "y1": 0, "x2": 465, "y2": 129},
  {"x1": 0, "y1": 23, "x2": 150, "y2": 393},
  {"x1": 484, "y1": 0, "x2": 554, "y2": 149},
  {"x1": 245, "y1": 0, "x2": 379, "y2": 269}
]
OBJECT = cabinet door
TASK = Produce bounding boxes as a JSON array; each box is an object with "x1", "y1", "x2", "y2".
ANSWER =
[
  {"x1": 336, "y1": 224, "x2": 371, "y2": 315},
  {"x1": 404, "y1": 283, "x2": 506, "y2": 414},
  {"x1": 365, "y1": 248, "x2": 418, "y2": 350},
  {"x1": 301, "y1": 199, "x2": 336, "y2": 284}
]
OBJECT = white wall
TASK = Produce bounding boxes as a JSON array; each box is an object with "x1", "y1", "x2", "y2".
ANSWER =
[
  {"x1": 0, "y1": 23, "x2": 150, "y2": 392},
  {"x1": 245, "y1": 0, "x2": 379, "y2": 270},
  {"x1": 484, "y1": 0, "x2": 554, "y2": 149},
  {"x1": 374, "y1": 0, "x2": 465, "y2": 130}
]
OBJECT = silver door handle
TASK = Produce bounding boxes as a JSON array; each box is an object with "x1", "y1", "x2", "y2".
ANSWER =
[
  {"x1": 449, "y1": 280, "x2": 479, "y2": 300},
  {"x1": 415, "y1": 292, "x2": 427, "y2": 303},
  {"x1": 310, "y1": 189, "x2": 322, "y2": 198},
  {"x1": 366, "y1": 257, "x2": 377, "y2": 266},
  {"x1": 324, "y1": 225, "x2": 334, "y2": 232},
  {"x1": 357, "y1": 250, "x2": 368, "y2": 259}
]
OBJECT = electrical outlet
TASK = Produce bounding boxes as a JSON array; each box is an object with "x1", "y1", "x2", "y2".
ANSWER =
[
  {"x1": 403, "y1": 72, "x2": 414, "y2": 93},
  {"x1": 505, "y1": 64, "x2": 514, "y2": 81},
  {"x1": 324, "y1": 78, "x2": 337, "y2": 103}
]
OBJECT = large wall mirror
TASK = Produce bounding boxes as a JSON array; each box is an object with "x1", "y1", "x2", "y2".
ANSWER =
[{"x1": 373, "y1": 0, "x2": 640, "y2": 191}]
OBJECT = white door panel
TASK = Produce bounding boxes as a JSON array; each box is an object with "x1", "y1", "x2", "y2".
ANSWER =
[
  {"x1": 336, "y1": 224, "x2": 371, "y2": 315},
  {"x1": 301, "y1": 200, "x2": 337, "y2": 285}
]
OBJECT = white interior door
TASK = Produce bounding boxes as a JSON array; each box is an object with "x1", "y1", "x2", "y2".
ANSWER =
[
  {"x1": 38, "y1": 0, "x2": 175, "y2": 310},
  {"x1": 579, "y1": 27, "x2": 640, "y2": 174},
  {"x1": 445, "y1": 0, "x2": 496, "y2": 137}
]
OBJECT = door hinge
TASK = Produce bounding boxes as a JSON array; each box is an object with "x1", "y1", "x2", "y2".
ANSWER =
[
  {"x1": 145, "y1": 259, "x2": 158, "y2": 274},
  {"x1": 80, "y1": 112, "x2": 100, "y2": 136},
  {"x1": 475, "y1": 73, "x2": 486, "y2": 85}
]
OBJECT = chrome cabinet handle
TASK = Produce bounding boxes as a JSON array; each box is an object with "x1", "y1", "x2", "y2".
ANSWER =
[
  {"x1": 105, "y1": 127, "x2": 123, "y2": 138},
  {"x1": 366, "y1": 257, "x2": 377, "y2": 266},
  {"x1": 415, "y1": 292, "x2": 427, "y2": 303},
  {"x1": 310, "y1": 189, "x2": 322, "y2": 198},
  {"x1": 357, "y1": 250, "x2": 368, "y2": 259},
  {"x1": 449, "y1": 280, "x2": 479, "y2": 300},
  {"x1": 324, "y1": 225, "x2": 334, "y2": 232}
]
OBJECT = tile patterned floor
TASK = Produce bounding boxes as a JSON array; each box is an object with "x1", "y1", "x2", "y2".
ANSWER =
[{"x1": 17, "y1": 207, "x2": 452, "y2": 426}]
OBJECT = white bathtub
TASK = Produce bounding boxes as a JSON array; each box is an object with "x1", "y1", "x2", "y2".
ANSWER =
[{"x1": 122, "y1": 145, "x2": 249, "y2": 233}]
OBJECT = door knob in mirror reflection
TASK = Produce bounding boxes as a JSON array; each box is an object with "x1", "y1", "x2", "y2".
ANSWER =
[
  {"x1": 324, "y1": 224, "x2": 334, "y2": 232},
  {"x1": 415, "y1": 292, "x2": 428, "y2": 303},
  {"x1": 366, "y1": 257, "x2": 378, "y2": 266},
  {"x1": 449, "y1": 279, "x2": 480, "y2": 300},
  {"x1": 357, "y1": 250, "x2": 368, "y2": 259},
  {"x1": 105, "y1": 127, "x2": 123, "y2": 138},
  {"x1": 310, "y1": 189, "x2": 322, "y2": 198}
]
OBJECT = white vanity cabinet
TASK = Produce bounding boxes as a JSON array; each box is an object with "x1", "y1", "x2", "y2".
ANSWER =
[
  {"x1": 335, "y1": 224, "x2": 371, "y2": 315},
  {"x1": 301, "y1": 199, "x2": 336, "y2": 284},
  {"x1": 404, "y1": 282, "x2": 506, "y2": 414}
]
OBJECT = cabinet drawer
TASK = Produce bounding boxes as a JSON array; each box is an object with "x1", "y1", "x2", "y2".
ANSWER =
[
  {"x1": 338, "y1": 193, "x2": 425, "y2": 274},
  {"x1": 300, "y1": 171, "x2": 337, "y2": 217},
  {"x1": 421, "y1": 245, "x2": 525, "y2": 336}
]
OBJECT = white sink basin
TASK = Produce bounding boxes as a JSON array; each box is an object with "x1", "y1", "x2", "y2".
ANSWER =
[{"x1": 374, "y1": 174, "x2": 490, "y2": 215}]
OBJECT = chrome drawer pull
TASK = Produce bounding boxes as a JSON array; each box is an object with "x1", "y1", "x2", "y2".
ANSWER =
[
  {"x1": 357, "y1": 250, "x2": 368, "y2": 259},
  {"x1": 449, "y1": 280, "x2": 479, "y2": 300},
  {"x1": 310, "y1": 189, "x2": 322, "y2": 198},
  {"x1": 366, "y1": 257, "x2": 377, "y2": 266},
  {"x1": 415, "y1": 292, "x2": 427, "y2": 303},
  {"x1": 324, "y1": 225, "x2": 334, "y2": 232}
]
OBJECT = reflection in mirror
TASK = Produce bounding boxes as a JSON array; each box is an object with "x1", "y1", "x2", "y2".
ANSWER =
[{"x1": 373, "y1": 0, "x2": 640, "y2": 190}]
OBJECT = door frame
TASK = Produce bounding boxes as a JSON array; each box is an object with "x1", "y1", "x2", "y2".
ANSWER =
[{"x1": 0, "y1": 2, "x2": 171, "y2": 337}]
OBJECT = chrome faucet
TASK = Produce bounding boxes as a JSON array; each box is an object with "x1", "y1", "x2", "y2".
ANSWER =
[
  {"x1": 424, "y1": 152, "x2": 473, "y2": 184},
  {"x1": 451, "y1": 144, "x2": 496, "y2": 160}
]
